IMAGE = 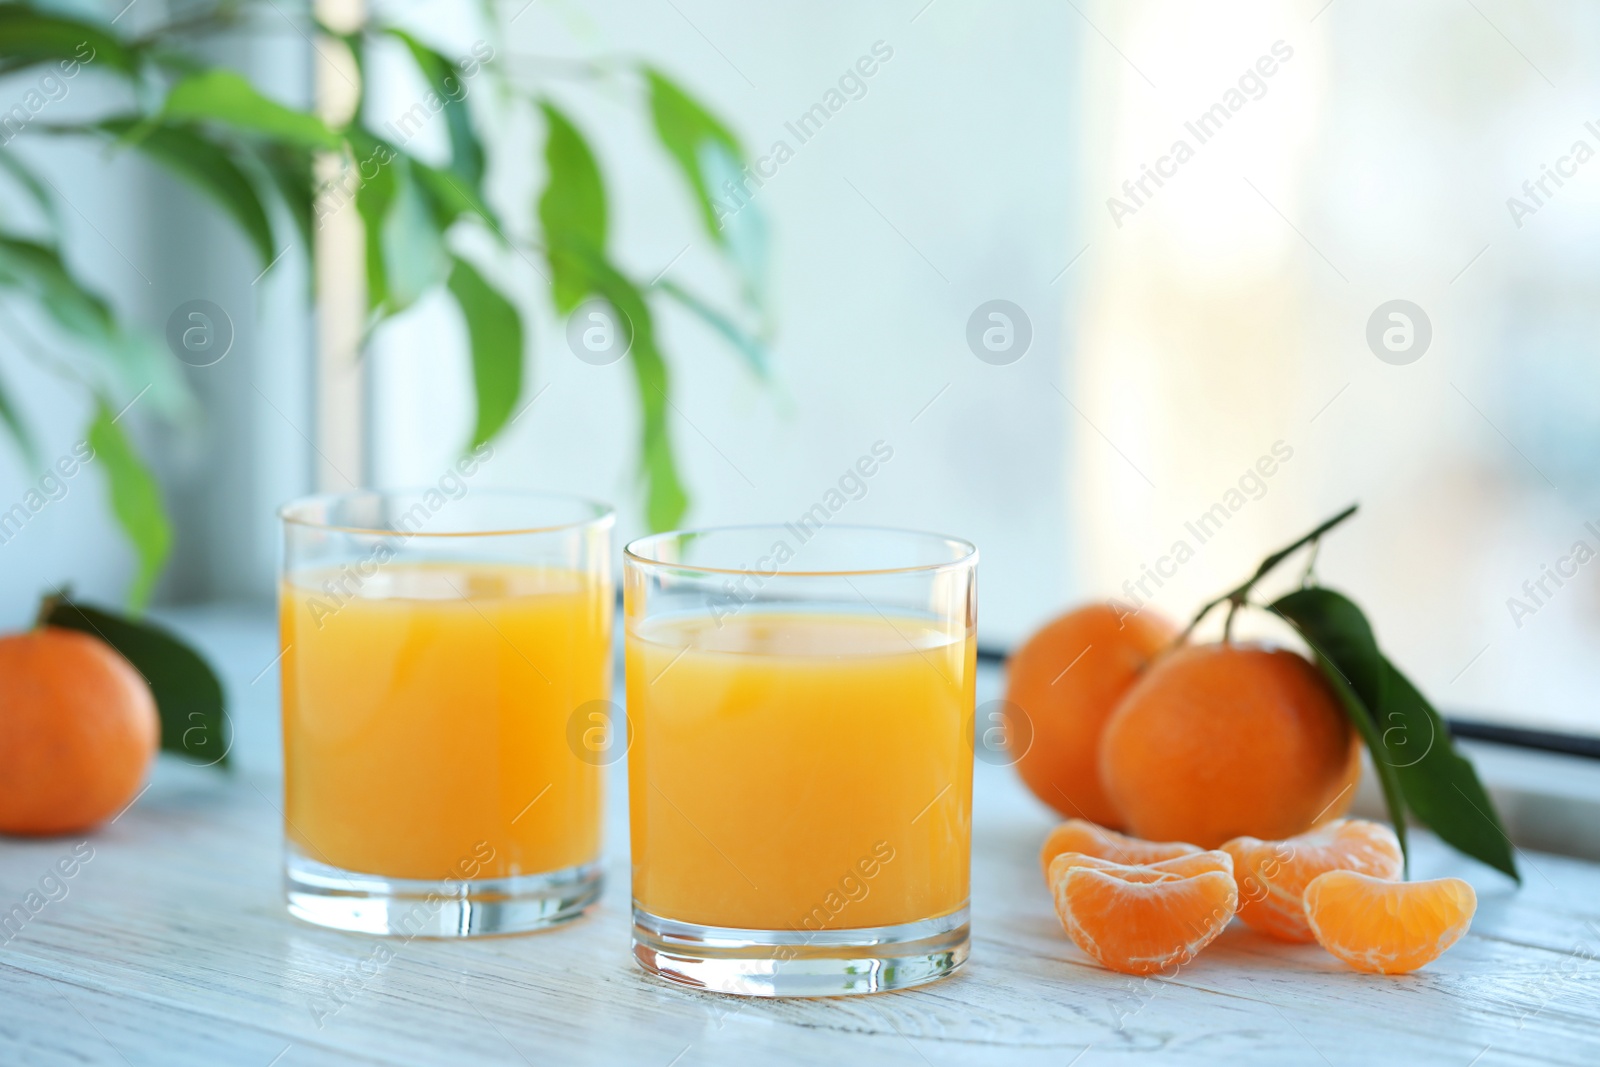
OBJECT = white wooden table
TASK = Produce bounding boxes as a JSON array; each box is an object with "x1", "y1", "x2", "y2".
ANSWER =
[{"x1": 2, "y1": 606, "x2": 1598, "y2": 1065}]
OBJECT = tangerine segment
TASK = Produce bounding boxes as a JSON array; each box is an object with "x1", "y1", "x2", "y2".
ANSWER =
[
  {"x1": 1048, "y1": 849, "x2": 1232, "y2": 888},
  {"x1": 1223, "y1": 819, "x2": 1403, "y2": 942},
  {"x1": 1303, "y1": 870, "x2": 1476, "y2": 974},
  {"x1": 1051, "y1": 859, "x2": 1238, "y2": 976},
  {"x1": 1039, "y1": 818, "x2": 1200, "y2": 879}
]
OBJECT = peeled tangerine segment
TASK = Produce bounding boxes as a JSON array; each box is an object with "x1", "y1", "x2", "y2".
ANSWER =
[
  {"x1": 1047, "y1": 849, "x2": 1231, "y2": 886},
  {"x1": 1303, "y1": 870, "x2": 1476, "y2": 974},
  {"x1": 1050, "y1": 850, "x2": 1237, "y2": 975},
  {"x1": 1039, "y1": 818, "x2": 1201, "y2": 880},
  {"x1": 1223, "y1": 818, "x2": 1403, "y2": 942}
]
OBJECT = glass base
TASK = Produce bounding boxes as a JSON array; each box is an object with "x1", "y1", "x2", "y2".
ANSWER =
[
  {"x1": 631, "y1": 905, "x2": 969, "y2": 997},
  {"x1": 285, "y1": 845, "x2": 601, "y2": 937}
]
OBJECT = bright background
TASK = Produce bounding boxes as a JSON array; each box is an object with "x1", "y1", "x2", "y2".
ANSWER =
[{"x1": 3, "y1": 0, "x2": 1598, "y2": 739}]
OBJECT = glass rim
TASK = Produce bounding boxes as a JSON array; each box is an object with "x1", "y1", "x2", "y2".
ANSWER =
[
  {"x1": 623, "y1": 523, "x2": 978, "y2": 578},
  {"x1": 277, "y1": 488, "x2": 616, "y2": 539}
]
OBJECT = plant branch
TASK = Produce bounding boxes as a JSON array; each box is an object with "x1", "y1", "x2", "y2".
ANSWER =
[
  {"x1": 1178, "y1": 503, "x2": 1359, "y2": 643},
  {"x1": 131, "y1": 4, "x2": 253, "y2": 47},
  {"x1": 1301, "y1": 539, "x2": 1322, "y2": 587}
]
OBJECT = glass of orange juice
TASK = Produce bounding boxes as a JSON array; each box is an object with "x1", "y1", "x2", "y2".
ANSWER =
[
  {"x1": 277, "y1": 487, "x2": 614, "y2": 936},
  {"x1": 624, "y1": 524, "x2": 977, "y2": 995}
]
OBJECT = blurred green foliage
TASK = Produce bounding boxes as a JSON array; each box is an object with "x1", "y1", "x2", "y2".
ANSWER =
[{"x1": 0, "y1": 0, "x2": 768, "y2": 609}]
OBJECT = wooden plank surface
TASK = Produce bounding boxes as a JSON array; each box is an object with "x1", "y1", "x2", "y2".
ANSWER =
[{"x1": 2, "y1": 607, "x2": 1598, "y2": 1066}]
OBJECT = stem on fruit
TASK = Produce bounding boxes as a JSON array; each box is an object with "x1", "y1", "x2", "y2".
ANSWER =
[
  {"x1": 1177, "y1": 504, "x2": 1359, "y2": 644},
  {"x1": 34, "y1": 592, "x2": 62, "y2": 630},
  {"x1": 1302, "y1": 540, "x2": 1322, "y2": 588}
]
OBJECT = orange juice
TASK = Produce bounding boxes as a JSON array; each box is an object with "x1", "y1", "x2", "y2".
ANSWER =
[
  {"x1": 626, "y1": 610, "x2": 974, "y2": 930},
  {"x1": 280, "y1": 562, "x2": 610, "y2": 881}
]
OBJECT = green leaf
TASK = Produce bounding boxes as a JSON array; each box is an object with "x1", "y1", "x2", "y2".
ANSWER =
[
  {"x1": 379, "y1": 159, "x2": 449, "y2": 312},
  {"x1": 408, "y1": 155, "x2": 498, "y2": 231},
  {"x1": 643, "y1": 68, "x2": 742, "y2": 246},
  {"x1": 44, "y1": 598, "x2": 229, "y2": 769},
  {"x1": 696, "y1": 135, "x2": 770, "y2": 311},
  {"x1": 1271, "y1": 586, "x2": 1519, "y2": 882},
  {"x1": 0, "y1": 236, "x2": 191, "y2": 420},
  {"x1": 99, "y1": 118, "x2": 276, "y2": 270},
  {"x1": 1378, "y1": 658, "x2": 1519, "y2": 881},
  {"x1": 259, "y1": 143, "x2": 316, "y2": 258},
  {"x1": 1283, "y1": 619, "x2": 1412, "y2": 874},
  {"x1": 537, "y1": 101, "x2": 607, "y2": 314},
  {"x1": 387, "y1": 29, "x2": 485, "y2": 187},
  {"x1": 0, "y1": 8, "x2": 138, "y2": 76},
  {"x1": 101, "y1": 333, "x2": 193, "y2": 425},
  {"x1": 87, "y1": 398, "x2": 172, "y2": 613},
  {"x1": 162, "y1": 69, "x2": 340, "y2": 150},
  {"x1": 0, "y1": 235, "x2": 115, "y2": 339},
  {"x1": 344, "y1": 137, "x2": 458, "y2": 313},
  {"x1": 583, "y1": 256, "x2": 687, "y2": 530},
  {"x1": 353, "y1": 138, "x2": 398, "y2": 313},
  {"x1": 656, "y1": 279, "x2": 769, "y2": 378},
  {"x1": 446, "y1": 254, "x2": 523, "y2": 448},
  {"x1": 535, "y1": 229, "x2": 688, "y2": 529}
]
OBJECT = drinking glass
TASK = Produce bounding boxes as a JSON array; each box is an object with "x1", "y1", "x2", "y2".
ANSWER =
[
  {"x1": 278, "y1": 488, "x2": 613, "y2": 935},
  {"x1": 624, "y1": 524, "x2": 977, "y2": 995}
]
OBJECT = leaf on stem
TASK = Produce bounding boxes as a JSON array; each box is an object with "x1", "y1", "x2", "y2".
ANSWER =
[
  {"x1": 378, "y1": 158, "x2": 450, "y2": 313},
  {"x1": 537, "y1": 101, "x2": 607, "y2": 315},
  {"x1": 387, "y1": 29, "x2": 485, "y2": 187},
  {"x1": 643, "y1": 67, "x2": 742, "y2": 246},
  {"x1": 537, "y1": 183, "x2": 688, "y2": 525},
  {"x1": 408, "y1": 155, "x2": 499, "y2": 231},
  {"x1": 1378, "y1": 658, "x2": 1518, "y2": 881},
  {"x1": 87, "y1": 398, "x2": 172, "y2": 614},
  {"x1": 559, "y1": 248, "x2": 687, "y2": 530},
  {"x1": 642, "y1": 68, "x2": 767, "y2": 310},
  {"x1": 99, "y1": 118, "x2": 276, "y2": 270},
  {"x1": 258, "y1": 143, "x2": 316, "y2": 261},
  {"x1": 1271, "y1": 586, "x2": 1518, "y2": 882},
  {"x1": 44, "y1": 598, "x2": 229, "y2": 769},
  {"x1": 0, "y1": 236, "x2": 189, "y2": 419},
  {"x1": 597, "y1": 270, "x2": 687, "y2": 532},
  {"x1": 522, "y1": 98, "x2": 691, "y2": 527},
  {"x1": 353, "y1": 137, "x2": 398, "y2": 314},
  {"x1": 655, "y1": 279, "x2": 769, "y2": 379},
  {"x1": 0, "y1": 8, "x2": 138, "y2": 76},
  {"x1": 162, "y1": 70, "x2": 341, "y2": 151},
  {"x1": 446, "y1": 254, "x2": 523, "y2": 449},
  {"x1": 0, "y1": 234, "x2": 115, "y2": 338}
]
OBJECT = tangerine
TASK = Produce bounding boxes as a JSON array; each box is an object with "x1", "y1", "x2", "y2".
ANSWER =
[
  {"x1": 1099, "y1": 643, "x2": 1361, "y2": 848},
  {"x1": 1005, "y1": 603, "x2": 1175, "y2": 827},
  {"x1": 0, "y1": 627, "x2": 158, "y2": 835}
]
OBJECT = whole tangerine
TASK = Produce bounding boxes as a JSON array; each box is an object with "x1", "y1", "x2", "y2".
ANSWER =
[
  {"x1": 0, "y1": 626, "x2": 159, "y2": 836},
  {"x1": 1099, "y1": 642, "x2": 1360, "y2": 849},
  {"x1": 1004, "y1": 603, "x2": 1176, "y2": 827}
]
